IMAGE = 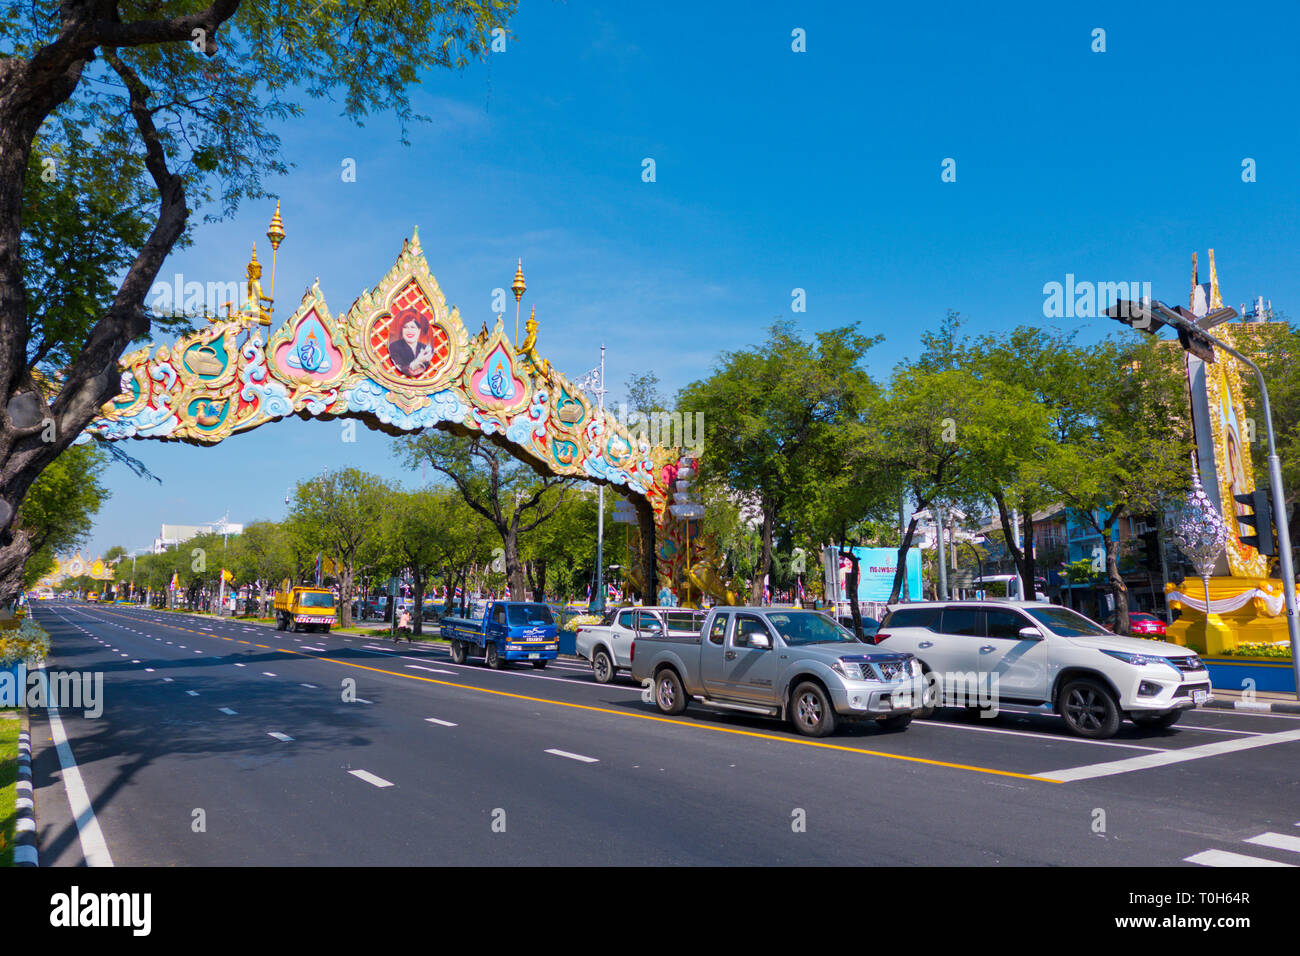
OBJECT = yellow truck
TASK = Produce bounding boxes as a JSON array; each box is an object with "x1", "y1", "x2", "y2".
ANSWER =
[{"x1": 274, "y1": 586, "x2": 336, "y2": 633}]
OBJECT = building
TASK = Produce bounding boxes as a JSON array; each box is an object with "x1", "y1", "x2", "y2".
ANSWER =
[{"x1": 153, "y1": 519, "x2": 243, "y2": 553}]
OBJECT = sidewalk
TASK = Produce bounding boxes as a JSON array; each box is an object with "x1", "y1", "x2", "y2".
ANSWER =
[{"x1": 1204, "y1": 686, "x2": 1300, "y2": 715}]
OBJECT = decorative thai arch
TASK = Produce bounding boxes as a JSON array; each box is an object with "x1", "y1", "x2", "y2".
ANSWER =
[{"x1": 85, "y1": 229, "x2": 705, "y2": 600}]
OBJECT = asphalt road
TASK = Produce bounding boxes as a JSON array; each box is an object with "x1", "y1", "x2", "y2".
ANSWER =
[{"x1": 24, "y1": 601, "x2": 1300, "y2": 866}]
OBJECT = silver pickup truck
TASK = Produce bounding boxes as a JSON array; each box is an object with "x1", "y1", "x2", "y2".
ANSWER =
[
  {"x1": 630, "y1": 606, "x2": 925, "y2": 736},
  {"x1": 576, "y1": 606, "x2": 706, "y2": 683}
]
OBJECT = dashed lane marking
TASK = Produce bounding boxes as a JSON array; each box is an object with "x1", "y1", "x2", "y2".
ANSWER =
[
  {"x1": 348, "y1": 770, "x2": 393, "y2": 788},
  {"x1": 546, "y1": 749, "x2": 599, "y2": 763}
]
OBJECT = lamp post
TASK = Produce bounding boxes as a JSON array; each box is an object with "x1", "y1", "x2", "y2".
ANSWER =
[
  {"x1": 1173, "y1": 466, "x2": 1231, "y2": 644},
  {"x1": 1108, "y1": 298, "x2": 1300, "y2": 691}
]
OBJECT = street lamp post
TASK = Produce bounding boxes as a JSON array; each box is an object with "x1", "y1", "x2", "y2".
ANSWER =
[{"x1": 1109, "y1": 299, "x2": 1300, "y2": 692}]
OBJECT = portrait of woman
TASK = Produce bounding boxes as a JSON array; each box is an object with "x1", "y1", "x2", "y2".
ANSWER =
[{"x1": 388, "y1": 311, "x2": 435, "y2": 377}]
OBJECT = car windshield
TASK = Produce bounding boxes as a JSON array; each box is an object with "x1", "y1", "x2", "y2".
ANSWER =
[
  {"x1": 768, "y1": 611, "x2": 859, "y2": 646},
  {"x1": 1024, "y1": 606, "x2": 1109, "y2": 637},
  {"x1": 300, "y1": 592, "x2": 334, "y2": 608},
  {"x1": 508, "y1": 603, "x2": 554, "y2": 626}
]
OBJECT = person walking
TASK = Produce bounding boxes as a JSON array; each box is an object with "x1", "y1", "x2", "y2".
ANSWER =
[{"x1": 396, "y1": 606, "x2": 412, "y2": 643}]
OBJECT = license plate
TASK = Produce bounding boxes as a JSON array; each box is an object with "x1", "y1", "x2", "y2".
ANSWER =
[
  {"x1": 1192, "y1": 690, "x2": 1209, "y2": 705},
  {"x1": 891, "y1": 695, "x2": 912, "y2": 709},
  {"x1": 529, "y1": 653, "x2": 540, "y2": 659}
]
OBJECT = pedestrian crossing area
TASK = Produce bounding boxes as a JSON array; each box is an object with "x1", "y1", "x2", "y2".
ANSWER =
[{"x1": 1185, "y1": 825, "x2": 1300, "y2": 866}]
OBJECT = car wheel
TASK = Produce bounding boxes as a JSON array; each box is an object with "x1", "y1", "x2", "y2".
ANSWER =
[
  {"x1": 449, "y1": 640, "x2": 467, "y2": 664},
  {"x1": 877, "y1": 713, "x2": 913, "y2": 732},
  {"x1": 1131, "y1": 710, "x2": 1181, "y2": 731},
  {"x1": 791, "y1": 681, "x2": 837, "y2": 737},
  {"x1": 531, "y1": 660, "x2": 548, "y2": 669},
  {"x1": 485, "y1": 643, "x2": 503, "y2": 669},
  {"x1": 914, "y1": 664, "x2": 939, "y2": 719},
  {"x1": 654, "y1": 669, "x2": 689, "y2": 715},
  {"x1": 1058, "y1": 678, "x2": 1121, "y2": 739},
  {"x1": 592, "y1": 649, "x2": 614, "y2": 684}
]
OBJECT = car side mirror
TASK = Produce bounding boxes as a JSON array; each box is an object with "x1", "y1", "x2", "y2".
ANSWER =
[
  {"x1": 1018, "y1": 626, "x2": 1043, "y2": 640},
  {"x1": 750, "y1": 633, "x2": 771, "y2": 650}
]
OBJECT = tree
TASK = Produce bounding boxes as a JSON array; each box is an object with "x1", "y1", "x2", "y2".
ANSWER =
[
  {"x1": 1049, "y1": 336, "x2": 1191, "y2": 633},
  {"x1": 399, "y1": 432, "x2": 575, "y2": 598},
  {"x1": 370, "y1": 487, "x2": 477, "y2": 636},
  {"x1": 0, "y1": 1, "x2": 518, "y2": 603},
  {"x1": 228, "y1": 520, "x2": 293, "y2": 616},
  {"x1": 288, "y1": 468, "x2": 392, "y2": 627},
  {"x1": 679, "y1": 322, "x2": 882, "y2": 604},
  {"x1": 16, "y1": 442, "x2": 109, "y2": 592}
]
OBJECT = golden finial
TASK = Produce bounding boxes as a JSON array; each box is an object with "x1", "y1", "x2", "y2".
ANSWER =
[
  {"x1": 1207, "y1": 248, "x2": 1223, "y2": 310},
  {"x1": 267, "y1": 201, "x2": 285, "y2": 252},
  {"x1": 512, "y1": 259, "x2": 526, "y2": 301},
  {"x1": 1190, "y1": 251, "x2": 1199, "y2": 308},
  {"x1": 512, "y1": 259, "x2": 526, "y2": 347},
  {"x1": 264, "y1": 202, "x2": 285, "y2": 316}
]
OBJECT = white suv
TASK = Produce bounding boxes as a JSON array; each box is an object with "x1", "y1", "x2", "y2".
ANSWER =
[{"x1": 874, "y1": 600, "x2": 1212, "y2": 738}]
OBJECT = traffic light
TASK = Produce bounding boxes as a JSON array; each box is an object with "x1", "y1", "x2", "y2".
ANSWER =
[{"x1": 1234, "y1": 490, "x2": 1275, "y2": 556}]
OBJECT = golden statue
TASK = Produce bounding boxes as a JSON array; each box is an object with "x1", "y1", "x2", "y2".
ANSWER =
[
  {"x1": 687, "y1": 540, "x2": 744, "y2": 607},
  {"x1": 225, "y1": 244, "x2": 274, "y2": 325},
  {"x1": 519, "y1": 306, "x2": 550, "y2": 379}
]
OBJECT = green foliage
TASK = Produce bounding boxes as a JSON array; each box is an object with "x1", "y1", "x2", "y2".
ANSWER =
[{"x1": 18, "y1": 444, "x2": 110, "y2": 589}]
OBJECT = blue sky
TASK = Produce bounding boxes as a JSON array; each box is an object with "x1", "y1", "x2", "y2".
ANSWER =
[{"x1": 83, "y1": 0, "x2": 1300, "y2": 558}]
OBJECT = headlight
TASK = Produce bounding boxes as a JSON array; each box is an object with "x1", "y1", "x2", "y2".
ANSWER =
[
  {"x1": 832, "y1": 660, "x2": 867, "y2": 681},
  {"x1": 1101, "y1": 650, "x2": 1179, "y2": 673}
]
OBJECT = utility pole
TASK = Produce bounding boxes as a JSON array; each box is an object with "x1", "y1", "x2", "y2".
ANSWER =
[
  {"x1": 935, "y1": 505, "x2": 949, "y2": 601},
  {"x1": 593, "y1": 344, "x2": 607, "y2": 615}
]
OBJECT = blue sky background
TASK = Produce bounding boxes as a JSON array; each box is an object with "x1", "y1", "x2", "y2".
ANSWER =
[{"x1": 83, "y1": 0, "x2": 1300, "y2": 558}]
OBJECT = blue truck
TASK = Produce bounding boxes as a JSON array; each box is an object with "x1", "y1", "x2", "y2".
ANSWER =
[{"x1": 440, "y1": 600, "x2": 560, "y2": 669}]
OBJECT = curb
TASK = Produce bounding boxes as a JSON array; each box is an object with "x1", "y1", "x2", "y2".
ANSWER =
[
  {"x1": 13, "y1": 710, "x2": 37, "y2": 866},
  {"x1": 1204, "y1": 698, "x2": 1300, "y2": 715}
]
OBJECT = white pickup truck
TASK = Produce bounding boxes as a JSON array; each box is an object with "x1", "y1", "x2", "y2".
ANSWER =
[{"x1": 575, "y1": 606, "x2": 707, "y2": 683}]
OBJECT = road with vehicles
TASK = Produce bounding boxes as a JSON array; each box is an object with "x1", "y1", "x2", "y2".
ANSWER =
[{"x1": 23, "y1": 601, "x2": 1300, "y2": 867}]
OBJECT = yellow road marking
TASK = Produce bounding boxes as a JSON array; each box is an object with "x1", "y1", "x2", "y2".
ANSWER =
[{"x1": 86, "y1": 606, "x2": 1057, "y2": 783}]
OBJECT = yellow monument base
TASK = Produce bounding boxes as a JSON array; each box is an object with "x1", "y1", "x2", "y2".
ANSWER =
[{"x1": 1164, "y1": 576, "x2": 1288, "y2": 655}]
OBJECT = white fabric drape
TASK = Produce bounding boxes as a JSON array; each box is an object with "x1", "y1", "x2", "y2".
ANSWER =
[{"x1": 1166, "y1": 587, "x2": 1286, "y2": 617}]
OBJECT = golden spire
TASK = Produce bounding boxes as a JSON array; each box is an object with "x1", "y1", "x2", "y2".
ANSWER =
[
  {"x1": 1207, "y1": 248, "x2": 1223, "y2": 310},
  {"x1": 1190, "y1": 251, "x2": 1199, "y2": 308},
  {"x1": 265, "y1": 202, "x2": 285, "y2": 309},
  {"x1": 512, "y1": 259, "x2": 526, "y2": 347}
]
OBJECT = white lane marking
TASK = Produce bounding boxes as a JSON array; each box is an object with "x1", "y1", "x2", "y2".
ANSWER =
[
  {"x1": 144, "y1": 668, "x2": 154, "y2": 673},
  {"x1": 300, "y1": 683, "x2": 318, "y2": 689},
  {"x1": 348, "y1": 769, "x2": 393, "y2": 788},
  {"x1": 355, "y1": 698, "x2": 373, "y2": 704},
  {"x1": 262, "y1": 672, "x2": 278, "y2": 677},
  {"x1": 1185, "y1": 849, "x2": 1295, "y2": 867},
  {"x1": 186, "y1": 690, "x2": 199, "y2": 696},
  {"x1": 302, "y1": 646, "x2": 326, "y2": 652},
  {"x1": 923, "y1": 719, "x2": 1166, "y2": 751},
  {"x1": 545, "y1": 749, "x2": 599, "y2": 763},
  {"x1": 407, "y1": 665, "x2": 456, "y2": 675},
  {"x1": 1040, "y1": 727, "x2": 1300, "y2": 782},
  {"x1": 162, "y1": 678, "x2": 173, "y2": 682},
  {"x1": 269, "y1": 732, "x2": 293, "y2": 742},
  {"x1": 218, "y1": 707, "x2": 237, "y2": 715},
  {"x1": 352, "y1": 646, "x2": 630, "y2": 691},
  {"x1": 1245, "y1": 832, "x2": 1300, "y2": 853},
  {"x1": 131, "y1": 660, "x2": 140, "y2": 664},
  {"x1": 234, "y1": 663, "x2": 246, "y2": 667},
  {"x1": 425, "y1": 717, "x2": 458, "y2": 727},
  {"x1": 46, "y1": 699, "x2": 115, "y2": 866}
]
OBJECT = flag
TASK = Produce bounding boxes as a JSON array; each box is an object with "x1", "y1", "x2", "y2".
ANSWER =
[
  {"x1": 764, "y1": 583, "x2": 771, "y2": 605},
  {"x1": 586, "y1": 582, "x2": 592, "y2": 601},
  {"x1": 454, "y1": 585, "x2": 463, "y2": 598},
  {"x1": 504, "y1": 582, "x2": 511, "y2": 599},
  {"x1": 797, "y1": 576, "x2": 805, "y2": 601},
  {"x1": 222, "y1": 568, "x2": 234, "y2": 585},
  {"x1": 169, "y1": 572, "x2": 179, "y2": 590}
]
